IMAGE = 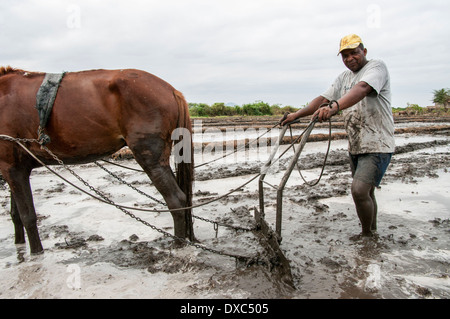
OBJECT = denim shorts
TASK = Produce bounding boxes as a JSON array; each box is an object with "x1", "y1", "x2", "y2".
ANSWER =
[{"x1": 349, "y1": 153, "x2": 393, "y2": 187}]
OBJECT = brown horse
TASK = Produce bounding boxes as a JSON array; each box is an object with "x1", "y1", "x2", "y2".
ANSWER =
[{"x1": 0, "y1": 66, "x2": 194, "y2": 254}]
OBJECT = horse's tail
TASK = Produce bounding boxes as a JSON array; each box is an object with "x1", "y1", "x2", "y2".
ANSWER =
[{"x1": 173, "y1": 89, "x2": 195, "y2": 241}]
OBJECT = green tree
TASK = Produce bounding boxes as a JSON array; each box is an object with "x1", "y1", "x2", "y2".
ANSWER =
[
  {"x1": 241, "y1": 101, "x2": 273, "y2": 116},
  {"x1": 189, "y1": 103, "x2": 211, "y2": 117},
  {"x1": 211, "y1": 103, "x2": 226, "y2": 116}
]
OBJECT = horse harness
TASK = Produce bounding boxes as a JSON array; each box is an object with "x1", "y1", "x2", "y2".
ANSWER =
[{"x1": 34, "y1": 72, "x2": 66, "y2": 145}]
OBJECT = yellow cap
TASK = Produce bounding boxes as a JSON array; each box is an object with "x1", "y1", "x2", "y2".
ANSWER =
[{"x1": 338, "y1": 34, "x2": 363, "y2": 55}]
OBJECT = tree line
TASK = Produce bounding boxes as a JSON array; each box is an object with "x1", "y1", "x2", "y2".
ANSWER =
[
  {"x1": 189, "y1": 88, "x2": 449, "y2": 117},
  {"x1": 188, "y1": 101, "x2": 299, "y2": 117}
]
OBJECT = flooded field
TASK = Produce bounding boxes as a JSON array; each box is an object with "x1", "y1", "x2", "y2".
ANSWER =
[{"x1": 0, "y1": 116, "x2": 449, "y2": 299}]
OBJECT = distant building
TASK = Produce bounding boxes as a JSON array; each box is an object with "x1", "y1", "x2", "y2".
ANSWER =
[
  {"x1": 427, "y1": 100, "x2": 449, "y2": 112},
  {"x1": 431, "y1": 99, "x2": 449, "y2": 109}
]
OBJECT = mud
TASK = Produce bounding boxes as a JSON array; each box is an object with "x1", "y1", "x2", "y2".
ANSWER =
[{"x1": 0, "y1": 116, "x2": 449, "y2": 299}]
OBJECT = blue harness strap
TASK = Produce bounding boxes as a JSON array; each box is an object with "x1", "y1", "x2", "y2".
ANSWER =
[{"x1": 35, "y1": 72, "x2": 66, "y2": 144}]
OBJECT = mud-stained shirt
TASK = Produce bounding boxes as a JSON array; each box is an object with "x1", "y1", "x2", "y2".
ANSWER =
[{"x1": 321, "y1": 59, "x2": 395, "y2": 155}]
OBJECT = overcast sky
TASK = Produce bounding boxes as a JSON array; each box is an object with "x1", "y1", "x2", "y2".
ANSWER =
[{"x1": 1, "y1": 0, "x2": 448, "y2": 108}]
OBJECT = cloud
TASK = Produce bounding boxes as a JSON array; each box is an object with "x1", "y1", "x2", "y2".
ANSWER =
[{"x1": 1, "y1": 0, "x2": 449, "y2": 107}]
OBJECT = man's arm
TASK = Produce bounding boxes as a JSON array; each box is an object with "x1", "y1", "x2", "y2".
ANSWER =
[{"x1": 314, "y1": 81, "x2": 374, "y2": 122}]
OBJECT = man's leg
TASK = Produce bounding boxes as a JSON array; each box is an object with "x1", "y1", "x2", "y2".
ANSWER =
[
  {"x1": 349, "y1": 153, "x2": 392, "y2": 237},
  {"x1": 351, "y1": 178, "x2": 376, "y2": 237}
]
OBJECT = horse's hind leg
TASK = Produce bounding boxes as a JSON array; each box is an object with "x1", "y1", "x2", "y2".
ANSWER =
[
  {"x1": 3, "y1": 167, "x2": 43, "y2": 254},
  {"x1": 10, "y1": 192, "x2": 25, "y2": 244},
  {"x1": 147, "y1": 164, "x2": 190, "y2": 240},
  {"x1": 128, "y1": 137, "x2": 192, "y2": 241}
]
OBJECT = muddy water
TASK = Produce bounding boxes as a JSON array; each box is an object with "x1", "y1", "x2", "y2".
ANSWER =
[
  {"x1": 0, "y1": 129, "x2": 449, "y2": 298},
  {"x1": 143, "y1": 134, "x2": 443, "y2": 299},
  {"x1": 193, "y1": 133, "x2": 450, "y2": 298}
]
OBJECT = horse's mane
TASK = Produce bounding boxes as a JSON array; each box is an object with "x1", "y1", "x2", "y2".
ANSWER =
[
  {"x1": 0, "y1": 66, "x2": 25, "y2": 76},
  {"x1": 0, "y1": 66, "x2": 46, "y2": 78}
]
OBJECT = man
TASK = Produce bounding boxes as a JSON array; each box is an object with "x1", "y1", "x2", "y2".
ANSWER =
[{"x1": 282, "y1": 34, "x2": 395, "y2": 239}]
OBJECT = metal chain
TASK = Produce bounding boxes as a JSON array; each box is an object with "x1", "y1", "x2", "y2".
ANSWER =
[
  {"x1": 94, "y1": 161, "x2": 166, "y2": 206},
  {"x1": 95, "y1": 160, "x2": 257, "y2": 232},
  {"x1": 192, "y1": 214, "x2": 256, "y2": 232},
  {"x1": 0, "y1": 135, "x2": 259, "y2": 263},
  {"x1": 39, "y1": 144, "x2": 257, "y2": 261}
]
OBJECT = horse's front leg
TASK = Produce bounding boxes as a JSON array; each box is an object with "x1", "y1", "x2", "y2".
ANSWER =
[
  {"x1": 10, "y1": 192, "x2": 25, "y2": 244},
  {"x1": 4, "y1": 167, "x2": 43, "y2": 254}
]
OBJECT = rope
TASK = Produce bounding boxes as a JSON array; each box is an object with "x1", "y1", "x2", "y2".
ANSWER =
[
  {"x1": 100, "y1": 122, "x2": 281, "y2": 172},
  {"x1": 100, "y1": 159, "x2": 145, "y2": 172},
  {"x1": 285, "y1": 101, "x2": 337, "y2": 186},
  {"x1": 194, "y1": 122, "x2": 280, "y2": 168},
  {"x1": 295, "y1": 120, "x2": 331, "y2": 186}
]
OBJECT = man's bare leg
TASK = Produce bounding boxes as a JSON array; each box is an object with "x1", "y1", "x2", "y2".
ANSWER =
[{"x1": 351, "y1": 178, "x2": 376, "y2": 237}]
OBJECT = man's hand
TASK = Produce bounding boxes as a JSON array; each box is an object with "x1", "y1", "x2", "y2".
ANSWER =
[
  {"x1": 281, "y1": 112, "x2": 299, "y2": 126},
  {"x1": 313, "y1": 103, "x2": 339, "y2": 122},
  {"x1": 314, "y1": 82, "x2": 372, "y2": 122},
  {"x1": 280, "y1": 96, "x2": 332, "y2": 126}
]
